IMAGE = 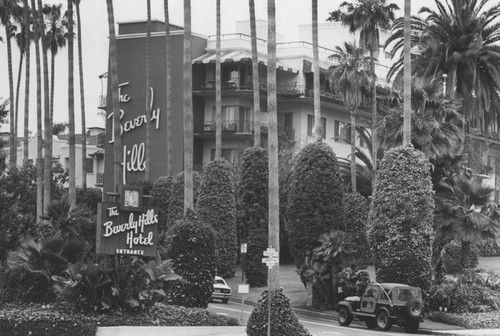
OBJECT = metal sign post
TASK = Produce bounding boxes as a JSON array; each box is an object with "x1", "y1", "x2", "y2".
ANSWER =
[{"x1": 262, "y1": 247, "x2": 279, "y2": 336}]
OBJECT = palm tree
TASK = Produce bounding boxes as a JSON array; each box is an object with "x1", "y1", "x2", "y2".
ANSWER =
[
  {"x1": 402, "y1": 0, "x2": 411, "y2": 145},
  {"x1": 312, "y1": 0, "x2": 321, "y2": 140},
  {"x1": 106, "y1": 0, "x2": 121, "y2": 192},
  {"x1": 329, "y1": 42, "x2": 374, "y2": 192},
  {"x1": 145, "y1": 0, "x2": 151, "y2": 180},
  {"x1": 30, "y1": 0, "x2": 43, "y2": 219},
  {"x1": 267, "y1": 0, "x2": 279, "y2": 292},
  {"x1": 74, "y1": 0, "x2": 86, "y2": 189},
  {"x1": 14, "y1": 21, "x2": 26, "y2": 144},
  {"x1": 249, "y1": 0, "x2": 260, "y2": 147},
  {"x1": 378, "y1": 77, "x2": 463, "y2": 157},
  {"x1": 214, "y1": 0, "x2": 221, "y2": 159},
  {"x1": 66, "y1": 0, "x2": 76, "y2": 204},
  {"x1": 43, "y1": 3, "x2": 66, "y2": 204},
  {"x1": 328, "y1": 0, "x2": 399, "y2": 181},
  {"x1": 21, "y1": 0, "x2": 31, "y2": 167},
  {"x1": 164, "y1": 0, "x2": 172, "y2": 176},
  {"x1": 183, "y1": 0, "x2": 193, "y2": 211},
  {"x1": 1, "y1": 0, "x2": 21, "y2": 169}
]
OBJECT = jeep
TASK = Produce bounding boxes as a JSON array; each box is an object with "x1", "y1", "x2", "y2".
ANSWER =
[{"x1": 336, "y1": 283, "x2": 423, "y2": 333}]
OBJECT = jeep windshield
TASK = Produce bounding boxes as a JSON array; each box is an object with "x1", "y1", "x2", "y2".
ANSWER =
[{"x1": 393, "y1": 288, "x2": 421, "y2": 303}]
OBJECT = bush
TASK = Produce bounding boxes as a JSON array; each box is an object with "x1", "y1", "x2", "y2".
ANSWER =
[
  {"x1": 151, "y1": 176, "x2": 173, "y2": 232},
  {"x1": 479, "y1": 238, "x2": 500, "y2": 257},
  {"x1": 0, "y1": 267, "x2": 54, "y2": 304},
  {"x1": 431, "y1": 311, "x2": 500, "y2": 329},
  {"x1": 244, "y1": 229, "x2": 268, "y2": 287},
  {"x1": 368, "y1": 146, "x2": 434, "y2": 292},
  {"x1": 287, "y1": 141, "x2": 344, "y2": 268},
  {"x1": 76, "y1": 188, "x2": 102, "y2": 214},
  {"x1": 247, "y1": 289, "x2": 312, "y2": 336},
  {"x1": 342, "y1": 192, "x2": 371, "y2": 264},
  {"x1": 197, "y1": 159, "x2": 237, "y2": 278},
  {"x1": 167, "y1": 171, "x2": 201, "y2": 227},
  {"x1": 166, "y1": 210, "x2": 216, "y2": 308}
]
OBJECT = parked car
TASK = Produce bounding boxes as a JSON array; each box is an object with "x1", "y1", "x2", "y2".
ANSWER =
[
  {"x1": 336, "y1": 282, "x2": 423, "y2": 333},
  {"x1": 212, "y1": 276, "x2": 232, "y2": 303}
]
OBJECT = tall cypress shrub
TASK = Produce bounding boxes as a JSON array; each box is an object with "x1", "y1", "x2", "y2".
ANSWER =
[
  {"x1": 151, "y1": 176, "x2": 173, "y2": 232},
  {"x1": 238, "y1": 147, "x2": 268, "y2": 286},
  {"x1": 197, "y1": 159, "x2": 237, "y2": 278},
  {"x1": 368, "y1": 146, "x2": 434, "y2": 292},
  {"x1": 167, "y1": 171, "x2": 201, "y2": 227},
  {"x1": 287, "y1": 141, "x2": 344, "y2": 267},
  {"x1": 166, "y1": 210, "x2": 216, "y2": 308},
  {"x1": 343, "y1": 192, "x2": 371, "y2": 264}
]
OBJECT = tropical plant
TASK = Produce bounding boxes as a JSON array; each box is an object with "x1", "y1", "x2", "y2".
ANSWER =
[
  {"x1": 21, "y1": 0, "x2": 32, "y2": 168},
  {"x1": 368, "y1": 146, "x2": 434, "y2": 292},
  {"x1": 196, "y1": 159, "x2": 237, "y2": 278},
  {"x1": 329, "y1": 42, "x2": 375, "y2": 192},
  {"x1": 328, "y1": 0, "x2": 399, "y2": 179},
  {"x1": 312, "y1": 0, "x2": 321, "y2": 140},
  {"x1": 66, "y1": 0, "x2": 76, "y2": 204},
  {"x1": 249, "y1": 0, "x2": 260, "y2": 146},
  {"x1": 434, "y1": 173, "x2": 500, "y2": 278},
  {"x1": 215, "y1": 0, "x2": 221, "y2": 158}
]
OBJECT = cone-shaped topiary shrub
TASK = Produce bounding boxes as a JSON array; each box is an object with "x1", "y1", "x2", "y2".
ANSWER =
[
  {"x1": 247, "y1": 288, "x2": 312, "y2": 336},
  {"x1": 166, "y1": 210, "x2": 216, "y2": 308},
  {"x1": 167, "y1": 171, "x2": 201, "y2": 227},
  {"x1": 197, "y1": 159, "x2": 237, "y2": 278},
  {"x1": 287, "y1": 141, "x2": 344, "y2": 267},
  {"x1": 343, "y1": 192, "x2": 371, "y2": 264},
  {"x1": 368, "y1": 145, "x2": 434, "y2": 292},
  {"x1": 244, "y1": 229, "x2": 268, "y2": 287},
  {"x1": 151, "y1": 176, "x2": 173, "y2": 232},
  {"x1": 238, "y1": 147, "x2": 269, "y2": 286}
]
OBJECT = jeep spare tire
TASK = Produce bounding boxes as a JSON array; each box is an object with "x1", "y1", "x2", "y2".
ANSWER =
[{"x1": 406, "y1": 299, "x2": 422, "y2": 320}]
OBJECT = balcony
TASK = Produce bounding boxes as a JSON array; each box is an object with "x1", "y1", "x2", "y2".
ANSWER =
[
  {"x1": 195, "y1": 120, "x2": 254, "y2": 135},
  {"x1": 194, "y1": 80, "x2": 253, "y2": 92},
  {"x1": 95, "y1": 172, "x2": 104, "y2": 186}
]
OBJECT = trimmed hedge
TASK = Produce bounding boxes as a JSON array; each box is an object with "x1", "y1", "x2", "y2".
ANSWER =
[
  {"x1": 431, "y1": 311, "x2": 500, "y2": 329},
  {"x1": 167, "y1": 171, "x2": 201, "y2": 227},
  {"x1": 197, "y1": 159, "x2": 237, "y2": 278},
  {"x1": 368, "y1": 146, "x2": 434, "y2": 292},
  {"x1": 151, "y1": 176, "x2": 173, "y2": 232},
  {"x1": 238, "y1": 147, "x2": 269, "y2": 286},
  {"x1": 0, "y1": 302, "x2": 238, "y2": 336},
  {"x1": 247, "y1": 289, "x2": 312, "y2": 336},
  {"x1": 287, "y1": 141, "x2": 344, "y2": 267},
  {"x1": 166, "y1": 211, "x2": 216, "y2": 308},
  {"x1": 342, "y1": 192, "x2": 371, "y2": 264}
]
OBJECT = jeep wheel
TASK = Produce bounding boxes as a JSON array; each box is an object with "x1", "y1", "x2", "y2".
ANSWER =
[
  {"x1": 404, "y1": 320, "x2": 420, "y2": 333},
  {"x1": 406, "y1": 300, "x2": 422, "y2": 320},
  {"x1": 365, "y1": 318, "x2": 377, "y2": 329},
  {"x1": 337, "y1": 306, "x2": 352, "y2": 326},
  {"x1": 376, "y1": 311, "x2": 392, "y2": 331}
]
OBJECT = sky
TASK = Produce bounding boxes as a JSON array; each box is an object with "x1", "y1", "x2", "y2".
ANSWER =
[{"x1": 0, "y1": 0, "x2": 436, "y2": 134}]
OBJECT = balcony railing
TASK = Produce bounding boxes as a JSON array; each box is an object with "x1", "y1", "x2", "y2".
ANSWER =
[
  {"x1": 195, "y1": 120, "x2": 254, "y2": 134},
  {"x1": 95, "y1": 172, "x2": 104, "y2": 186},
  {"x1": 194, "y1": 80, "x2": 253, "y2": 91}
]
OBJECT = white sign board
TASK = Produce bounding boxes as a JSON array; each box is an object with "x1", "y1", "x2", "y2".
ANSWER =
[
  {"x1": 238, "y1": 284, "x2": 250, "y2": 294},
  {"x1": 241, "y1": 243, "x2": 247, "y2": 253}
]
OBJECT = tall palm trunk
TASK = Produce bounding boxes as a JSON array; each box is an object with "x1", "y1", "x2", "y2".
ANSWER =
[
  {"x1": 75, "y1": 0, "x2": 87, "y2": 189},
  {"x1": 350, "y1": 109, "x2": 357, "y2": 192},
  {"x1": 312, "y1": 0, "x2": 321, "y2": 141},
  {"x1": 38, "y1": 0, "x2": 52, "y2": 208},
  {"x1": 14, "y1": 50, "x2": 24, "y2": 146},
  {"x1": 164, "y1": 0, "x2": 172, "y2": 176},
  {"x1": 267, "y1": 0, "x2": 279, "y2": 292},
  {"x1": 183, "y1": 0, "x2": 194, "y2": 212},
  {"x1": 6, "y1": 22, "x2": 16, "y2": 169},
  {"x1": 249, "y1": 0, "x2": 260, "y2": 146},
  {"x1": 67, "y1": 0, "x2": 76, "y2": 204},
  {"x1": 370, "y1": 50, "x2": 377, "y2": 188},
  {"x1": 31, "y1": 0, "x2": 43, "y2": 219},
  {"x1": 402, "y1": 0, "x2": 411, "y2": 145},
  {"x1": 106, "y1": 0, "x2": 122, "y2": 192},
  {"x1": 23, "y1": 0, "x2": 30, "y2": 167},
  {"x1": 215, "y1": 0, "x2": 221, "y2": 159},
  {"x1": 145, "y1": 0, "x2": 151, "y2": 180}
]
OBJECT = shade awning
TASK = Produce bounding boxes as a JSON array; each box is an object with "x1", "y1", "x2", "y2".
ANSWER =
[
  {"x1": 89, "y1": 150, "x2": 104, "y2": 158},
  {"x1": 303, "y1": 59, "x2": 331, "y2": 74},
  {"x1": 193, "y1": 50, "x2": 298, "y2": 73}
]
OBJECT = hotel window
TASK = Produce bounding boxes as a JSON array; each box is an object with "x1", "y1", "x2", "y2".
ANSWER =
[
  {"x1": 307, "y1": 115, "x2": 326, "y2": 139},
  {"x1": 211, "y1": 148, "x2": 243, "y2": 165},
  {"x1": 334, "y1": 120, "x2": 351, "y2": 143},
  {"x1": 211, "y1": 105, "x2": 252, "y2": 132},
  {"x1": 278, "y1": 113, "x2": 293, "y2": 130},
  {"x1": 85, "y1": 158, "x2": 94, "y2": 174}
]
